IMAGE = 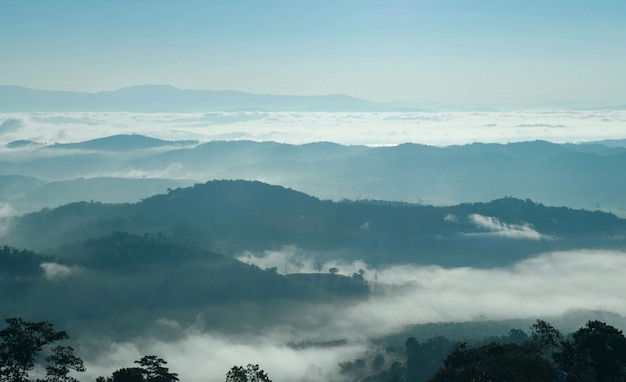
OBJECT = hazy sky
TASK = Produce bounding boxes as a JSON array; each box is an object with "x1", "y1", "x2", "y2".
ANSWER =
[{"x1": 2, "y1": 0, "x2": 626, "y2": 105}]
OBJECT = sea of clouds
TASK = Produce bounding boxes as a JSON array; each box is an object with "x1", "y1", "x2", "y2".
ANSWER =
[
  {"x1": 3, "y1": 110, "x2": 626, "y2": 381},
  {"x1": 2, "y1": 110, "x2": 626, "y2": 147}
]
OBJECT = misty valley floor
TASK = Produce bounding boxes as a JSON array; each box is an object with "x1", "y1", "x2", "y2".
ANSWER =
[
  {"x1": 1, "y1": 115, "x2": 626, "y2": 381},
  {"x1": 1, "y1": 180, "x2": 626, "y2": 381}
]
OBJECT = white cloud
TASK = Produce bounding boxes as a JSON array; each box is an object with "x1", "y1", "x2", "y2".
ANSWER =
[
  {"x1": 237, "y1": 247, "x2": 369, "y2": 276},
  {"x1": 40, "y1": 262, "x2": 77, "y2": 280},
  {"x1": 0, "y1": 117, "x2": 22, "y2": 133},
  {"x1": 82, "y1": 331, "x2": 362, "y2": 382},
  {"x1": 79, "y1": 250, "x2": 626, "y2": 382},
  {"x1": 237, "y1": 248, "x2": 626, "y2": 340},
  {"x1": 0, "y1": 203, "x2": 15, "y2": 236},
  {"x1": 466, "y1": 214, "x2": 552, "y2": 240},
  {"x1": 443, "y1": 213, "x2": 457, "y2": 222},
  {"x1": 343, "y1": 250, "x2": 626, "y2": 335},
  {"x1": 3, "y1": 110, "x2": 626, "y2": 147},
  {"x1": 0, "y1": 202, "x2": 13, "y2": 217}
]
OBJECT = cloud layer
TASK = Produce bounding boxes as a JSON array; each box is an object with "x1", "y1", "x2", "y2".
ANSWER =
[
  {"x1": 80, "y1": 249, "x2": 626, "y2": 382},
  {"x1": 2, "y1": 110, "x2": 626, "y2": 147}
]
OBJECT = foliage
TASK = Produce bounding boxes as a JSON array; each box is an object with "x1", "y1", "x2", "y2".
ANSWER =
[
  {"x1": 404, "y1": 336, "x2": 454, "y2": 382},
  {"x1": 427, "y1": 342, "x2": 554, "y2": 382},
  {"x1": 0, "y1": 318, "x2": 81, "y2": 382},
  {"x1": 134, "y1": 355, "x2": 179, "y2": 382},
  {"x1": 371, "y1": 353, "x2": 385, "y2": 372},
  {"x1": 529, "y1": 319, "x2": 561, "y2": 357},
  {"x1": 105, "y1": 355, "x2": 179, "y2": 382},
  {"x1": 553, "y1": 320, "x2": 626, "y2": 382},
  {"x1": 6, "y1": 180, "x2": 626, "y2": 269},
  {"x1": 338, "y1": 358, "x2": 366, "y2": 376},
  {"x1": 0, "y1": 246, "x2": 47, "y2": 276},
  {"x1": 111, "y1": 368, "x2": 144, "y2": 382},
  {"x1": 44, "y1": 346, "x2": 85, "y2": 382},
  {"x1": 225, "y1": 364, "x2": 272, "y2": 382}
]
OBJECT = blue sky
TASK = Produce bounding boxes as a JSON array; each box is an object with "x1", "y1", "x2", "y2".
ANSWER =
[{"x1": 1, "y1": 0, "x2": 625, "y2": 105}]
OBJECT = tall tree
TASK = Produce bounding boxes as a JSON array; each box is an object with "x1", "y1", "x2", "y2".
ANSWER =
[
  {"x1": 554, "y1": 320, "x2": 626, "y2": 382},
  {"x1": 44, "y1": 346, "x2": 85, "y2": 382},
  {"x1": 0, "y1": 318, "x2": 70, "y2": 382},
  {"x1": 134, "y1": 356, "x2": 179, "y2": 382},
  {"x1": 404, "y1": 337, "x2": 421, "y2": 382},
  {"x1": 529, "y1": 319, "x2": 561, "y2": 355},
  {"x1": 225, "y1": 364, "x2": 271, "y2": 382}
]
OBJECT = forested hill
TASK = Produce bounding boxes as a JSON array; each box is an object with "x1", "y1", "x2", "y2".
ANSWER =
[
  {"x1": 4, "y1": 180, "x2": 625, "y2": 267},
  {"x1": 4, "y1": 138, "x2": 626, "y2": 215},
  {"x1": 0, "y1": 233, "x2": 369, "y2": 337}
]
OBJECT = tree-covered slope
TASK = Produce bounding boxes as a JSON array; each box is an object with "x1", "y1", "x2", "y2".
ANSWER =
[
  {"x1": 3, "y1": 139, "x2": 626, "y2": 215},
  {"x1": 0, "y1": 232, "x2": 369, "y2": 337},
  {"x1": 3, "y1": 180, "x2": 625, "y2": 267}
]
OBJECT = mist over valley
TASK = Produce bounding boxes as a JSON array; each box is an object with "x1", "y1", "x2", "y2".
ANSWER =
[
  {"x1": 3, "y1": 6, "x2": 626, "y2": 377},
  {"x1": 1, "y1": 142, "x2": 626, "y2": 381},
  {"x1": 2, "y1": 98, "x2": 626, "y2": 381}
]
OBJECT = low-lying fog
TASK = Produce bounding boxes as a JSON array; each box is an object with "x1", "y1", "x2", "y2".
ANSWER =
[
  {"x1": 2, "y1": 110, "x2": 626, "y2": 147},
  {"x1": 80, "y1": 249, "x2": 626, "y2": 382},
  {"x1": 3, "y1": 110, "x2": 625, "y2": 380}
]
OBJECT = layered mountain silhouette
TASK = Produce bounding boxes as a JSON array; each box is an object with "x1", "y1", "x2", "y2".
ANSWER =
[
  {"x1": 3, "y1": 137, "x2": 625, "y2": 214},
  {"x1": 0, "y1": 85, "x2": 382, "y2": 112},
  {"x1": 5, "y1": 180, "x2": 625, "y2": 267}
]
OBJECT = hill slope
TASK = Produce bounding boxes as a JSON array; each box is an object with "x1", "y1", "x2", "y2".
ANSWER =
[
  {"x1": 0, "y1": 232, "x2": 369, "y2": 336},
  {"x1": 4, "y1": 180, "x2": 625, "y2": 267}
]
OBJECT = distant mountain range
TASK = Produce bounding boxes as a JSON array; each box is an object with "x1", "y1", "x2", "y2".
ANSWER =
[
  {"x1": 0, "y1": 84, "x2": 393, "y2": 112},
  {"x1": 2, "y1": 85, "x2": 626, "y2": 112},
  {"x1": 2, "y1": 136, "x2": 626, "y2": 215}
]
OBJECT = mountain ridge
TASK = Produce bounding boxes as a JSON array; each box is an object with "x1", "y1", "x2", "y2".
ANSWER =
[
  {"x1": 3, "y1": 137, "x2": 626, "y2": 215},
  {"x1": 4, "y1": 84, "x2": 626, "y2": 111},
  {"x1": 4, "y1": 180, "x2": 625, "y2": 267},
  {"x1": 0, "y1": 84, "x2": 384, "y2": 112}
]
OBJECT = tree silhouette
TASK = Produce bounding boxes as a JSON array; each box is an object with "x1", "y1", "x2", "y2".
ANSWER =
[
  {"x1": 404, "y1": 337, "x2": 420, "y2": 382},
  {"x1": 44, "y1": 346, "x2": 85, "y2": 382},
  {"x1": 554, "y1": 320, "x2": 626, "y2": 381},
  {"x1": 428, "y1": 342, "x2": 554, "y2": 382},
  {"x1": 112, "y1": 368, "x2": 144, "y2": 382},
  {"x1": 225, "y1": 364, "x2": 271, "y2": 382},
  {"x1": 530, "y1": 320, "x2": 561, "y2": 350},
  {"x1": 0, "y1": 318, "x2": 72, "y2": 382},
  {"x1": 134, "y1": 355, "x2": 179, "y2": 382},
  {"x1": 529, "y1": 319, "x2": 561, "y2": 358}
]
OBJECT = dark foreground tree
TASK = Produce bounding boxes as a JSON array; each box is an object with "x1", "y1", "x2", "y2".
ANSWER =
[
  {"x1": 225, "y1": 364, "x2": 272, "y2": 382},
  {"x1": 111, "y1": 368, "x2": 144, "y2": 382},
  {"x1": 428, "y1": 342, "x2": 554, "y2": 382},
  {"x1": 135, "y1": 355, "x2": 179, "y2": 382},
  {"x1": 554, "y1": 320, "x2": 626, "y2": 382},
  {"x1": 0, "y1": 318, "x2": 79, "y2": 382},
  {"x1": 106, "y1": 355, "x2": 179, "y2": 382},
  {"x1": 529, "y1": 319, "x2": 561, "y2": 356},
  {"x1": 44, "y1": 346, "x2": 85, "y2": 382}
]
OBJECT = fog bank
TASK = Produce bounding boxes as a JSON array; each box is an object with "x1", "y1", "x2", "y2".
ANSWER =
[
  {"x1": 82, "y1": 249, "x2": 626, "y2": 382},
  {"x1": 2, "y1": 110, "x2": 626, "y2": 147}
]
